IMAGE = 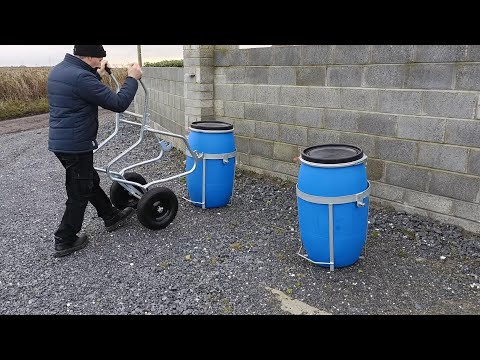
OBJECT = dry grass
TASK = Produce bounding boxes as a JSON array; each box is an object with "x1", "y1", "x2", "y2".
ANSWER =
[
  {"x1": 0, "y1": 67, "x2": 49, "y2": 102},
  {"x1": 0, "y1": 67, "x2": 128, "y2": 121}
]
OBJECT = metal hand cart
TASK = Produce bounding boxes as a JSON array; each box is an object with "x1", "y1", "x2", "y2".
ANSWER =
[{"x1": 93, "y1": 67, "x2": 200, "y2": 230}]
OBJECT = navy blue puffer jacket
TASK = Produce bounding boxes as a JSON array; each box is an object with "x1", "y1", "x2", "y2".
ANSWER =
[{"x1": 48, "y1": 53, "x2": 139, "y2": 153}]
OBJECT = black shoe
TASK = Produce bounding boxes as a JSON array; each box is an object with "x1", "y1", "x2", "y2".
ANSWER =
[
  {"x1": 104, "y1": 207, "x2": 134, "y2": 232},
  {"x1": 54, "y1": 233, "x2": 88, "y2": 258}
]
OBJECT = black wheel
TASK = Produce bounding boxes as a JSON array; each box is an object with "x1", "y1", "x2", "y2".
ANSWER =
[
  {"x1": 136, "y1": 187, "x2": 178, "y2": 230},
  {"x1": 110, "y1": 172, "x2": 147, "y2": 210}
]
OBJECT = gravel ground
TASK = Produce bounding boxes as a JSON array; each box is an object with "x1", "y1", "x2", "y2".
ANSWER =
[{"x1": 0, "y1": 110, "x2": 479, "y2": 315}]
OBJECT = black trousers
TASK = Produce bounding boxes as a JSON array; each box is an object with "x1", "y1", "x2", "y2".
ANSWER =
[{"x1": 54, "y1": 151, "x2": 114, "y2": 240}]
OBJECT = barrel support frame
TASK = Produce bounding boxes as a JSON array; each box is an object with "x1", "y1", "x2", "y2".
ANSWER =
[
  {"x1": 184, "y1": 150, "x2": 236, "y2": 209},
  {"x1": 296, "y1": 181, "x2": 371, "y2": 271}
]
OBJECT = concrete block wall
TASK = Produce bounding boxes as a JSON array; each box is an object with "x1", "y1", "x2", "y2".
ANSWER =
[
  {"x1": 140, "y1": 45, "x2": 480, "y2": 234},
  {"x1": 134, "y1": 67, "x2": 185, "y2": 148},
  {"x1": 212, "y1": 45, "x2": 480, "y2": 234}
]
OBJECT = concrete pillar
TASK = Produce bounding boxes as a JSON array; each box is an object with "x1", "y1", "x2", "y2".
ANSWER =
[{"x1": 183, "y1": 45, "x2": 239, "y2": 130}]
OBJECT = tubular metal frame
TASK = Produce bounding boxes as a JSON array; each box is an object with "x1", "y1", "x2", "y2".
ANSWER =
[{"x1": 93, "y1": 72, "x2": 200, "y2": 199}]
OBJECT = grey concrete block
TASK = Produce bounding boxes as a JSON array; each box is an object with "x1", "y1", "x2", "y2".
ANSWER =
[
  {"x1": 237, "y1": 153, "x2": 250, "y2": 166},
  {"x1": 468, "y1": 149, "x2": 480, "y2": 176},
  {"x1": 417, "y1": 143, "x2": 468, "y2": 173},
  {"x1": 273, "y1": 142, "x2": 300, "y2": 162},
  {"x1": 357, "y1": 113, "x2": 397, "y2": 136},
  {"x1": 466, "y1": 45, "x2": 480, "y2": 61},
  {"x1": 364, "y1": 65, "x2": 407, "y2": 88},
  {"x1": 324, "y1": 109, "x2": 358, "y2": 131},
  {"x1": 246, "y1": 67, "x2": 269, "y2": 84},
  {"x1": 245, "y1": 103, "x2": 269, "y2": 120},
  {"x1": 185, "y1": 106, "x2": 200, "y2": 116},
  {"x1": 214, "y1": 74, "x2": 226, "y2": 84},
  {"x1": 423, "y1": 92, "x2": 477, "y2": 119},
  {"x1": 214, "y1": 84, "x2": 233, "y2": 101},
  {"x1": 414, "y1": 45, "x2": 467, "y2": 62},
  {"x1": 385, "y1": 163, "x2": 430, "y2": 192},
  {"x1": 184, "y1": 48, "x2": 214, "y2": 58},
  {"x1": 370, "y1": 45, "x2": 414, "y2": 64},
  {"x1": 189, "y1": 91, "x2": 213, "y2": 100},
  {"x1": 268, "y1": 67, "x2": 296, "y2": 85},
  {"x1": 279, "y1": 86, "x2": 310, "y2": 106},
  {"x1": 176, "y1": 82, "x2": 184, "y2": 96},
  {"x1": 185, "y1": 99, "x2": 213, "y2": 108},
  {"x1": 300, "y1": 45, "x2": 334, "y2": 65},
  {"x1": 370, "y1": 181, "x2": 404, "y2": 202},
  {"x1": 404, "y1": 190, "x2": 453, "y2": 214},
  {"x1": 366, "y1": 158, "x2": 384, "y2": 181},
  {"x1": 273, "y1": 46, "x2": 302, "y2": 65},
  {"x1": 249, "y1": 47, "x2": 273, "y2": 65},
  {"x1": 377, "y1": 138, "x2": 417, "y2": 164},
  {"x1": 307, "y1": 128, "x2": 340, "y2": 147},
  {"x1": 334, "y1": 45, "x2": 370, "y2": 64},
  {"x1": 224, "y1": 101, "x2": 244, "y2": 119},
  {"x1": 429, "y1": 171, "x2": 479, "y2": 202},
  {"x1": 197, "y1": 67, "x2": 214, "y2": 84},
  {"x1": 214, "y1": 100, "x2": 224, "y2": 117},
  {"x1": 278, "y1": 124, "x2": 308, "y2": 146},
  {"x1": 341, "y1": 88, "x2": 377, "y2": 111},
  {"x1": 445, "y1": 119, "x2": 480, "y2": 147},
  {"x1": 249, "y1": 138, "x2": 273, "y2": 158},
  {"x1": 456, "y1": 64, "x2": 480, "y2": 91},
  {"x1": 255, "y1": 85, "x2": 280, "y2": 104},
  {"x1": 174, "y1": 95, "x2": 181, "y2": 109},
  {"x1": 337, "y1": 132, "x2": 376, "y2": 157},
  {"x1": 327, "y1": 66, "x2": 363, "y2": 87},
  {"x1": 233, "y1": 119, "x2": 255, "y2": 137},
  {"x1": 235, "y1": 136, "x2": 250, "y2": 154},
  {"x1": 304, "y1": 87, "x2": 341, "y2": 108},
  {"x1": 177, "y1": 69, "x2": 185, "y2": 82},
  {"x1": 405, "y1": 64, "x2": 454, "y2": 90},
  {"x1": 229, "y1": 49, "x2": 249, "y2": 66},
  {"x1": 453, "y1": 200, "x2": 480, "y2": 222},
  {"x1": 272, "y1": 161, "x2": 300, "y2": 177},
  {"x1": 296, "y1": 67, "x2": 326, "y2": 86},
  {"x1": 250, "y1": 155, "x2": 274, "y2": 171},
  {"x1": 255, "y1": 121, "x2": 280, "y2": 141},
  {"x1": 225, "y1": 67, "x2": 245, "y2": 84},
  {"x1": 184, "y1": 57, "x2": 213, "y2": 67},
  {"x1": 397, "y1": 116, "x2": 446, "y2": 142},
  {"x1": 232, "y1": 85, "x2": 255, "y2": 102},
  {"x1": 378, "y1": 90, "x2": 422, "y2": 115},
  {"x1": 214, "y1": 50, "x2": 229, "y2": 66},
  {"x1": 267, "y1": 105, "x2": 296, "y2": 124},
  {"x1": 188, "y1": 83, "x2": 213, "y2": 92},
  {"x1": 295, "y1": 107, "x2": 323, "y2": 127}
]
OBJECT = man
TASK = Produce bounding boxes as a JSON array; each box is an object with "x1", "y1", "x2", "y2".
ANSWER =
[{"x1": 48, "y1": 45, "x2": 143, "y2": 258}]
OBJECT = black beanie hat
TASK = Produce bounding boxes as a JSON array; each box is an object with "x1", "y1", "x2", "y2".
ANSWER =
[{"x1": 73, "y1": 45, "x2": 106, "y2": 57}]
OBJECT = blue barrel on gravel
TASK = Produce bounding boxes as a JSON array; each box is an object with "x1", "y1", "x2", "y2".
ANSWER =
[
  {"x1": 186, "y1": 121, "x2": 236, "y2": 209},
  {"x1": 296, "y1": 144, "x2": 371, "y2": 269}
]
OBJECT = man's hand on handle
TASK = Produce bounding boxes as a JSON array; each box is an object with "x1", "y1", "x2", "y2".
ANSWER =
[
  {"x1": 97, "y1": 59, "x2": 111, "y2": 77},
  {"x1": 97, "y1": 60, "x2": 143, "y2": 80},
  {"x1": 128, "y1": 63, "x2": 143, "y2": 80}
]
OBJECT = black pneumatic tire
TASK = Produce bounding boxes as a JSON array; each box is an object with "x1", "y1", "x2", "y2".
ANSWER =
[
  {"x1": 110, "y1": 172, "x2": 147, "y2": 210},
  {"x1": 136, "y1": 187, "x2": 178, "y2": 230}
]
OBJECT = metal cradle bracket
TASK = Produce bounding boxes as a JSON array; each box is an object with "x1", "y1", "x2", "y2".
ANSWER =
[
  {"x1": 296, "y1": 181, "x2": 371, "y2": 271},
  {"x1": 185, "y1": 149, "x2": 236, "y2": 209}
]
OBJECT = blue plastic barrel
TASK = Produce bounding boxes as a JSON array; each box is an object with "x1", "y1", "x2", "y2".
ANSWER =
[
  {"x1": 296, "y1": 144, "x2": 371, "y2": 269},
  {"x1": 186, "y1": 121, "x2": 236, "y2": 209}
]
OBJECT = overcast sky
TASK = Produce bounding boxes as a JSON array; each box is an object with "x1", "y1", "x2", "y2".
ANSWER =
[{"x1": 0, "y1": 45, "x2": 270, "y2": 67}]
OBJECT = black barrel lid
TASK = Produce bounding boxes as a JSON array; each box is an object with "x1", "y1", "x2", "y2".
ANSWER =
[
  {"x1": 301, "y1": 144, "x2": 364, "y2": 164},
  {"x1": 191, "y1": 121, "x2": 233, "y2": 131}
]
